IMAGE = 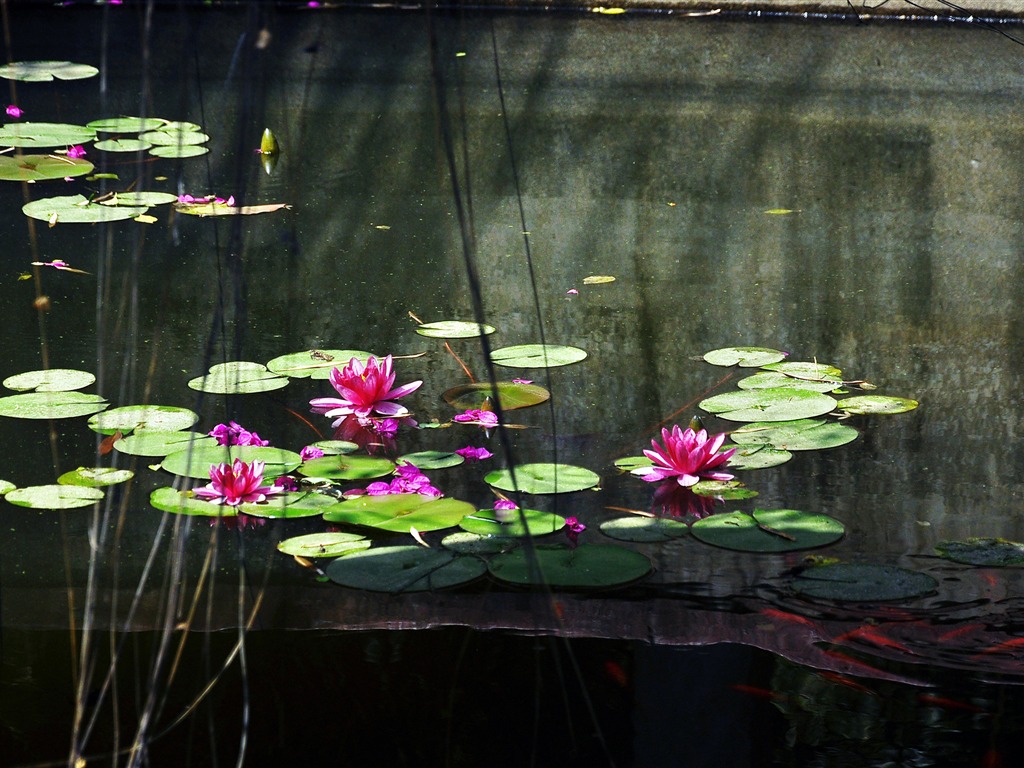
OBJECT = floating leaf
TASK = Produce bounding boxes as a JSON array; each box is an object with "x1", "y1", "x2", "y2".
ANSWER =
[
  {"x1": 0, "y1": 61, "x2": 98, "y2": 81},
  {"x1": 162, "y1": 121, "x2": 203, "y2": 132},
  {"x1": 737, "y1": 372, "x2": 840, "y2": 393},
  {"x1": 582, "y1": 275, "x2": 616, "y2": 285},
  {"x1": 325, "y1": 546, "x2": 486, "y2": 593},
  {"x1": 791, "y1": 563, "x2": 937, "y2": 601},
  {"x1": 114, "y1": 430, "x2": 216, "y2": 457},
  {"x1": 0, "y1": 122, "x2": 96, "y2": 148},
  {"x1": 488, "y1": 544, "x2": 651, "y2": 588},
  {"x1": 690, "y1": 480, "x2": 758, "y2": 500},
  {"x1": 298, "y1": 454, "x2": 394, "y2": 480},
  {"x1": 87, "y1": 116, "x2": 168, "y2": 133},
  {"x1": 57, "y1": 467, "x2": 134, "y2": 487},
  {"x1": 3, "y1": 368, "x2": 95, "y2": 392},
  {"x1": 703, "y1": 347, "x2": 787, "y2": 367},
  {"x1": 691, "y1": 509, "x2": 844, "y2": 553},
  {"x1": 266, "y1": 349, "x2": 372, "y2": 379},
  {"x1": 0, "y1": 480, "x2": 14, "y2": 495},
  {"x1": 837, "y1": 396, "x2": 919, "y2": 415},
  {"x1": 415, "y1": 320, "x2": 496, "y2": 338},
  {"x1": 485, "y1": 463, "x2": 600, "y2": 494},
  {"x1": 761, "y1": 361, "x2": 843, "y2": 380},
  {"x1": 23, "y1": 194, "x2": 147, "y2": 224},
  {"x1": 238, "y1": 491, "x2": 338, "y2": 519},
  {"x1": 150, "y1": 145, "x2": 208, "y2": 158},
  {"x1": 599, "y1": 516, "x2": 689, "y2": 542},
  {"x1": 699, "y1": 387, "x2": 837, "y2": 422},
  {"x1": 322, "y1": 494, "x2": 473, "y2": 533},
  {"x1": 187, "y1": 362, "x2": 289, "y2": 394},
  {"x1": 0, "y1": 154, "x2": 93, "y2": 181},
  {"x1": 161, "y1": 445, "x2": 302, "y2": 480},
  {"x1": 138, "y1": 129, "x2": 209, "y2": 146},
  {"x1": 0, "y1": 391, "x2": 108, "y2": 419},
  {"x1": 397, "y1": 451, "x2": 464, "y2": 470},
  {"x1": 93, "y1": 138, "x2": 154, "y2": 152},
  {"x1": 309, "y1": 440, "x2": 358, "y2": 455},
  {"x1": 730, "y1": 419, "x2": 858, "y2": 451},
  {"x1": 440, "y1": 531, "x2": 517, "y2": 554},
  {"x1": 174, "y1": 201, "x2": 289, "y2": 216},
  {"x1": 277, "y1": 532, "x2": 369, "y2": 558},
  {"x1": 150, "y1": 486, "x2": 237, "y2": 516},
  {"x1": 490, "y1": 344, "x2": 587, "y2": 368},
  {"x1": 459, "y1": 508, "x2": 564, "y2": 537},
  {"x1": 613, "y1": 456, "x2": 653, "y2": 472},
  {"x1": 5, "y1": 484, "x2": 103, "y2": 510},
  {"x1": 722, "y1": 444, "x2": 792, "y2": 470},
  {"x1": 935, "y1": 538, "x2": 1024, "y2": 567},
  {"x1": 442, "y1": 381, "x2": 550, "y2": 411},
  {"x1": 88, "y1": 405, "x2": 198, "y2": 435},
  {"x1": 101, "y1": 191, "x2": 178, "y2": 207}
]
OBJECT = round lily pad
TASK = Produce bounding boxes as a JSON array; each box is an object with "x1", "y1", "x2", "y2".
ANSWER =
[
  {"x1": 599, "y1": 516, "x2": 689, "y2": 542},
  {"x1": 488, "y1": 543, "x2": 651, "y2": 588},
  {"x1": 325, "y1": 546, "x2": 486, "y2": 593},
  {"x1": 440, "y1": 531, "x2": 517, "y2": 554},
  {"x1": 87, "y1": 116, "x2": 168, "y2": 133},
  {"x1": 935, "y1": 538, "x2": 1024, "y2": 567},
  {"x1": 23, "y1": 195, "x2": 148, "y2": 224},
  {"x1": 187, "y1": 362, "x2": 289, "y2": 394},
  {"x1": 322, "y1": 494, "x2": 474, "y2": 533},
  {"x1": 490, "y1": 344, "x2": 587, "y2": 368},
  {"x1": 150, "y1": 486, "x2": 237, "y2": 516},
  {"x1": 485, "y1": 463, "x2": 600, "y2": 494},
  {"x1": 150, "y1": 145, "x2": 208, "y2": 158},
  {"x1": 161, "y1": 445, "x2": 301, "y2": 480},
  {"x1": 0, "y1": 155, "x2": 93, "y2": 181},
  {"x1": 703, "y1": 347, "x2": 787, "y2": 367},
  {"x1": 238, "y1": 491, "x2": 338, "y2": 519},
  {"x1": 837, "y1": 396, "x2": 919, "y2": 415},
  {"x1": 699, "y1": 387, "x2": 837, "y2": 423},
  {"x1": 93, "y1": 138, "x2": 154, "y2": 152},
  {"x1": 0, "y1": 122, "x2": 96, "y2": 148},
  {"x1": 139, "y1": 129, "x2": 210, "y2": 146},
  {"x1": 277, "y1": 532, "x2": 370, "y2": 558},
  {"x1": 791, "y1": 563, "x2": 938, "y2": 602},
  {"x1": 298, "y1": 455, "x2": 394, "y2": 481},
  {"x1": 0, "y1": 391, "x2": 108, "y2": 419},
  {"x1": 442, "y1": 381, "x2": 550, "y2": 411},
  {"x1": 57, "y1": 467, "x2": 134, "y2": 487},
  {"x1": 4, "y1": 368, "x2": 95, "y2": 392},
  {"x1": 415, "y1": 320, "x2": 496, "y2": 338},
  {"x1": 723, "y1": 444, "x2": 793, "y2": 470},
  {"x1": 614, "y1": 456, "x2": 654, "y2": 472},
  {"x1": 397, "y1": 451, "x2": 464, "y2": 470},
  {"x1": 737, "y1": 372, "x2": 840, "y2": 393},
  {"x1": 691, "y1": 509, "x2": 844, "y2": 553},
  {"x1": 5, "y1": 484, "x2": 104, "y2": 510},
  {"x1": 690, "y1": 480, "x2": 759, "y2": 500},
  {"x1": 761, "y1": 361, "x2": 843, "y2": 381},
  {"x1": 114, "y1": 430, "x2": 216, "y2": 457},
  {"x1": 265, "y1": 349, "x2": 372, "y2": 380},
  {"x1": 459, "y1": 508, "x2": 565, "y2": 537},
  {"x1": 102, "y1": 191, "x2": 178, "y2": 207},
  {"x1": 309, "y1": 440, "x2": 358, "y2": 455},
  {"x1": 730, "y1": 419, "x2": 858, "y2": 451},
  {"x1": 0, "y1": 61, "x2": 99, "y2": 81},
  {"x1": 88, "y1": 405, "x2": 198, "y2": 435}
]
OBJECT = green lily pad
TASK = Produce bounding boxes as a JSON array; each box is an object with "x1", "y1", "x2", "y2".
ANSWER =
[
  {"x1": 5, "y1": 484, "x2": 104, "y2": 510},
  {"x1": 737, "y1": 372, "x2": 840, "y2": 393},
  {"x1": 791, "y1": 563, "x2": 937, "y2": 602},
  {"x1": 138, "y1": 129, "x2": 209, "y2": 146},
  {"x1": 442, "y1": 381, "x2": 550, "y2": 411},
  {"x1": 837, "y1": 396, "x2": 919, "y2": 415},
  {"x1": 57, "y1": 467, "x2": 134, "y2": 487},
  {"x1": 485, "y1": 463, "x2": 600, "y2": 494},
  {"x1": 691, "y1": 509, "x2": 845, "y2": 553},
  {"x1": 238, "y1": 491, "x2": 338, "y2": 519},
  {"x1": 309, "y1": 440, "x2": 358, "y2": 455},
  {"x1": 935, "y1": 538, "x2": 1024, "y2": 567},
  {"x1": 0, "y1": 61, "x2": 98, "y2": 81},
  {"x1": 0, "y1": 391, "x2": 108, "y2": 419},
  {"x1": 322, "y1": 494, "x2": 474, "y2": 533},
  {"x1": 101, "y1": 191, "x2": 178, "y2": 207},
  {"x1": 0, "y1": 122, "x2": 96, "y2": 148},
  {"x1": 415, "y1": 320, "x2": 496, "y2": 338},
  {"x1": 187, "y1": 362, "x2": 289, "y2": 394},
  {"x1": 277, "y1": 532, "x2": 370, "y2": 558},
  {"x1": 703, "y1": 347, "x2": 788, "y2": 367},
  {"x1": 161, "y1": 445, "x2": 302, "y2": 480},
  {"x1": 488, "y1": 543, "x2": 651, "y2": 588},
  {"x1": 298, "y1": 455, "x2": 394, "y2": 481},
  {"x1": 490, "y1": 344, "x2": 588, "y2": 368},
  {"x1": 397, "y1": 451, "x2": 464, "y2": 470},
  {"x1": 114, "y1": 430, "x2": 216, "y2": 457},
  {"x1": 23, "y1": 195, "x2": 147, "y2": 224},
  {"x1": 162, "y1": 122, "x2": 203, "y2": 132},
  {"x1": 0, "y1": 480, "x2": 14, "y2": 495},
  {"x1": 88, "y1": 405, "x2": 198, "y2": 435},
  {"x1": 150, "y1": 486, "x2": 237, "y2": 516},
  {"x1": 614, "y1": 456, "x2": 654, "y2": 472},
  {"x1": 3, "y1": 368, "x2": 95, "y2": 392},
  {"x1": 440, "y1": 531, "x2": 518, "y2": 554},
  {"x1": 87, "y1": 117, "x2": 168, "y2": 133},
  {"x1": 690, "y1": 480, "x2": 758, "y2": 500},
  {"x1": 459, "y1": 508, "x2": 565, "y2": 537},
  {"x1": 0, "y1": 154, "x2": 93, "y2": 181},
  {"x1": 265, "y1": 349, "x2": 373, "y2": 380},
  {"x1": 93, "y1": 138, "x2": 154, "y2": 152},
  {"x1": 723, "y1": 444, "x2": 793, "y2": 470},
  {"x1": 761, "y1": 361, "x2": 844, "y2": 381},
  {"x1": 150, "y1": 145, "x2": 208, "y2": 158},
  {"x1": 599, "y1": 516, "x2": 689, "y2": 542},
  {"x1": 325, "y1": 546, "x2": 486, "y2": 593},
  {"x1": 699, "y1": 387, "x2": 837, "y2": 423},
  {"x1": 730, "y1": 419, "x2": 859, "y2": 451}
]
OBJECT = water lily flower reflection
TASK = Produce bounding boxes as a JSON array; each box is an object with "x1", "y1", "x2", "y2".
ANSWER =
[
  {"x1": 193, "y1": 459, "x2": 282, "y2": 506},
  {"x1": 310, "y1": 355, "x2": 421, "y2": 426},
  {"x1": 632, "y1": 425, "x2": 735, "y2": 487}
]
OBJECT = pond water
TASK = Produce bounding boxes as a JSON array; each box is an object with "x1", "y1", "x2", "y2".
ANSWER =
[{"x1": 3, "y1": 4, "x2": 1024, "y2": 766}]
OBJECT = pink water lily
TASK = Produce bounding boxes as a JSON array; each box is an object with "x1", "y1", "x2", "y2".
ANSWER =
[
  {"x1": 66, "y1": 145, "x2": 87, "y2": 159},
  {"x1": 632, "y1": 425, "x2": 735, "y2": 487},
  {"x1": 208, "y1": 421, "x2": 269, "y2": 447},
  {"x1": 193, "y1": 459, "x2": 282, "y2": 506},
  {"x1": 5, "y1": 104, "x2": 22, "y2": 118},
  {"x1": 453, "y1": 409, "x2": 498, "y2": 428},
  {"x1": 362, "y1": 462, "x2": 441, "y2": 498},
  {"x1": 455, "y1": 445, "x2": 493, "y2": 461},
  {"x1": 299, "y1": 444, "x2": 324, "y2": 461},
  {"x1": 310, "y1": 355, "x2": 421, "y2": 426}
]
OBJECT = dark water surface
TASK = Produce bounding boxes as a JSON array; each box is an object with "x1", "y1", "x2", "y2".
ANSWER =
[{"x1": 3, "y1": 4, "x2": 1024, "y2": 766}]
